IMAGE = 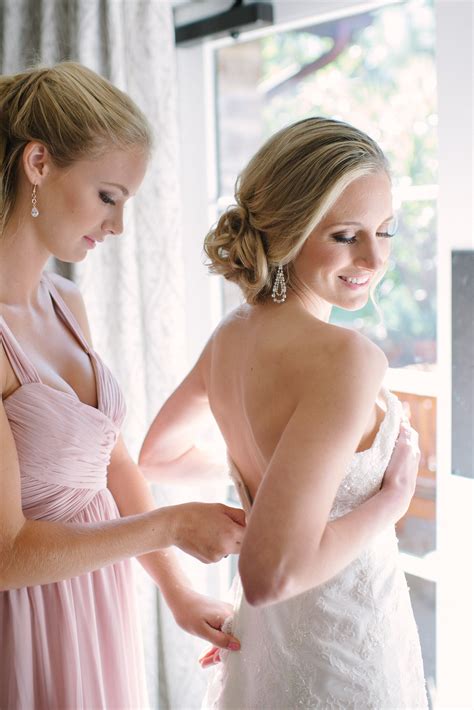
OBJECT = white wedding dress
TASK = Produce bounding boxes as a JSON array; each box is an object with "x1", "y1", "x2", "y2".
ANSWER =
[{"x1": 203, "y1": 388, "x2": 428, "y2": 710}]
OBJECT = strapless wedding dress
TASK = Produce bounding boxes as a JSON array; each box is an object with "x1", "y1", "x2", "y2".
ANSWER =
[{"x1": 203, "y1": 388, "x2": 428, "y2": 709}]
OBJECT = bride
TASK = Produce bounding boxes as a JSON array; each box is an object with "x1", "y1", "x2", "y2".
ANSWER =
[{"x1": 140, "y1": 117, "x2": 428, "y2": 709}]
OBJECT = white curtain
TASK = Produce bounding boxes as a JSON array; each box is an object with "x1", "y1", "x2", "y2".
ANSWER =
[{"x1": 0, "y1": 1, "x2": 209, "y2": 706}]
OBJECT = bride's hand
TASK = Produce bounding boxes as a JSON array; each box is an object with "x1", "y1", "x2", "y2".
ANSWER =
[
  {"x1": 168, "y1": 588, "x2": 240, "y2": 657},
  {"x1": 380, "y1": 418, "x2": 421, "y2": 518}
]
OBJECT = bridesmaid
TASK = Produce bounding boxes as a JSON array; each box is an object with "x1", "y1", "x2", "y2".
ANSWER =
[{"x1": 0, "y1": 62, "x2": 244, "y2": 709}]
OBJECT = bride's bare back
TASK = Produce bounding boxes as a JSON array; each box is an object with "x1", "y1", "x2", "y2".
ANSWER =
[{"x1": 206, "y1": 301, "x2": 386, "y2": 503}]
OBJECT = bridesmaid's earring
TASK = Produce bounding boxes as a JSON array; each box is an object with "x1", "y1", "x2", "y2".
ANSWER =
[
  {"x1": 31, "y1": 184, "x2": 39, "y2": 218},
  {"x1": 272, "y1": 264, "x2": 287, "y2": 303}
]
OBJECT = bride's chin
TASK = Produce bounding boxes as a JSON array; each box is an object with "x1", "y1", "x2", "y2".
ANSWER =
[{"x1": 337, "y1": 296, "x2": 371, "y2": 312}]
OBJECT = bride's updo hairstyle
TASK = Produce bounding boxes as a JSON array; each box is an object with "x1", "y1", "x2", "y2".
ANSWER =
[
  {"x1": 204, "y1": 117, "x2": 389, "y2": 304},
  {"x1": 0, "y1": 61, "x2": 152, "y2": 231}
]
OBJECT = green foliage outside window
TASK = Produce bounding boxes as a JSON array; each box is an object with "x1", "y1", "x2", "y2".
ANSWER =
[{"x1": 258, "y1": 0, "x2": 436, "y2": 366}]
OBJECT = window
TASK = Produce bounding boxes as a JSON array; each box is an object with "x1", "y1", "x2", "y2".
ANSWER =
[
  {"x1": 216, "y1": 0, "x2": 437, "y2": 368},
  {"x1": 213, "y1": 0, "x2": 437, "y2": 692}
]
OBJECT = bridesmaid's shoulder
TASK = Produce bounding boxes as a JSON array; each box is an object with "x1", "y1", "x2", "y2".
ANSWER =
[
  {"x1": 46, "y1": 271, "x2": 81, "y2": 301},
  {"x1": 45, "y1": 272, "x2": 93, "y2": 344}
]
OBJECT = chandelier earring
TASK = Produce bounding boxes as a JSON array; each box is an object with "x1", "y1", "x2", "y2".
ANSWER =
[
  {"x1": 31, "y1": 184, "x2": 39, "y2": 218},
  {"x1": 271, "y1": 264, "x2": 287, "y2": 304}
]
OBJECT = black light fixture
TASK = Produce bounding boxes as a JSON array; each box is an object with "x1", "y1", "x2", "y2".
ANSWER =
[{"x1": 175, "y1": 0, "x2": 274, "y2": 46}]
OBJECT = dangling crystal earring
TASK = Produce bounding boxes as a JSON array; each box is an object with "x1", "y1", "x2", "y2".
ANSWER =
[
  {"x1": 31, "y1": 184, "x2": 39, "y2": 218},
  {"x1": 271, "y1": 264, "x2": 287, "y2": 303}
]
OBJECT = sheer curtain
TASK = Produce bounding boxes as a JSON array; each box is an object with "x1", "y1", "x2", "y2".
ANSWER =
[{"x1": 0, "y1": 1, "x2": 208, "y2": 706}]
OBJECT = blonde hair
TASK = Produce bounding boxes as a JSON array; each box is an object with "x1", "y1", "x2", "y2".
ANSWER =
[
  {"x1": 0, "y1": 61, "x2": 152, "y2": 231},
  {"x1": 204, "y1": 117, "x2": 389, "y2": 304}
]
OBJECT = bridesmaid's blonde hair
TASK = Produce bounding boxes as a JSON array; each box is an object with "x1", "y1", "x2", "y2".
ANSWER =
[
  {"x1": 204, "y1": 117, "x2": 389, "y2": 304},
  {"x1": 0, "y1": 61, "x2": 152, "y2": 231}
]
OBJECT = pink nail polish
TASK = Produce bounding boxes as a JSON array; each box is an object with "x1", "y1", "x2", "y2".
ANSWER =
[{"x1": 228, "y1": 642, "x2": 240, "y2": 651}]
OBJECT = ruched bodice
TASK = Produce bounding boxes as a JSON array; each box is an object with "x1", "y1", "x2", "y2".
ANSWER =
[
  {"x1": 0, "y1": 272, "x2": 147, "y2": 710},
  {"x1": 1, "y1": 273, "x2": 125, "y2": 522},
  {"x1": 205, "y1": 388, "x2": 428, "y2": 710}
]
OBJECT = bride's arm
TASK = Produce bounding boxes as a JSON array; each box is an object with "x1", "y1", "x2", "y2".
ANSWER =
[
  {"x1": 239, "y1": 332, "x2": 419, "y2": 607},
  {"x1": 139, "y1": 341, "x2": 228, "y2": 485}
]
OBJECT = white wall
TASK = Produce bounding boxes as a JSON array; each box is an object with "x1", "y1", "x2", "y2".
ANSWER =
[{"x1": 435, "y1": 1, "x2": 474, "y2": 707}]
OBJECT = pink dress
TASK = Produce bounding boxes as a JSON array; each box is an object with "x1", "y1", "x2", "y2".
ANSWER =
[{"x1": 0, "y1": 273, "x2": 148, "y2": 709}]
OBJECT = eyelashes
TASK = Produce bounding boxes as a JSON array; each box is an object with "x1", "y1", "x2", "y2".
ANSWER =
[
  {"x1": 332, "y1": 234, "x2": 357, "y2": 245},
  {"x1": 330, "y1": 216, "x2": 398, "y2": 244},
  {"x1": 99, "y1": 191, "x2": 116, "y2": 206},
  {"x1": 331, "y1": 231, "x2": 395, "y2": 245}
]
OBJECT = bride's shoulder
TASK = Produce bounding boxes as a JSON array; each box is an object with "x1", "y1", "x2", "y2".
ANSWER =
[
  {"x1": 285, "y1": 318, "x2": 388, "y2": 395},
  {"x1": 312, "y1": 318, "x2": 385, "y2": 358}
]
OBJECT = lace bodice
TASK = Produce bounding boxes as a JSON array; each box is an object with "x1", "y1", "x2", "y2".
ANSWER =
[{"x1": 330, "y1": 387, "x2": 402, "y2": 519}]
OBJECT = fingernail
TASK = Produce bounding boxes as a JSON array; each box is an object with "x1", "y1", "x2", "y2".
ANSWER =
[
  {"x1": 228, "y1": 642, "x2": 240, "y2": 651},
  {"x1": 213, "y1": 650, "x2": 221, "y2": 663}
]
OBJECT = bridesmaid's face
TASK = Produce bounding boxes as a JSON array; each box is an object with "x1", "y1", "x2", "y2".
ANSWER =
[
  {"x1": 34, "y1": 147, "x2": 148, "y2": 263},
  {"x1": 292, "y1": 171, "x2": 395, "y2": 313}
]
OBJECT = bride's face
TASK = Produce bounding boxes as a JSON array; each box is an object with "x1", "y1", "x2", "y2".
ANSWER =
[{"x1": 292, "y1": 171, "x2": 395, "y2": 312}]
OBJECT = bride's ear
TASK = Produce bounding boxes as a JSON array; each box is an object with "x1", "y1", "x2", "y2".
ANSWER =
[{"x1": 22, "y1": 141, "x2": 53, "y2": 186}]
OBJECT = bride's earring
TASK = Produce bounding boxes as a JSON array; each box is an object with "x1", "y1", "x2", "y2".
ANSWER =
[
  {"x1": 31, "y1": 184, "x2": 39, "y2": 218},
  {"x1": 271, "y1": 264, "x2": 287, "y2": 303}
]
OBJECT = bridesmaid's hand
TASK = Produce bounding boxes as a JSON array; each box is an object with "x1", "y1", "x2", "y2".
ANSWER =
[
  {"x1": 168, "y1": 588, "x2": 240, "y2": 657},
  {"x1": 170, "y1": 502, "x2": 246, "y2": 563},
  {"x1": 198, "y1": 644, "x2": 222, "y2": 669}
]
